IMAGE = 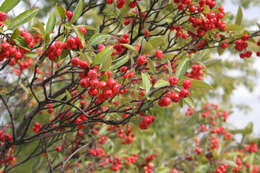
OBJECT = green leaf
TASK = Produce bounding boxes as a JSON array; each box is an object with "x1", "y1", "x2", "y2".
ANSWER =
[
  {"x1": 122, "y1": 44, "x2": 138, "y2": 54},
  {"x1": 7, "y1": 8, "x2": 39, "y2": 29},
  {"x1": 88, "y1": 33, "x2": 111, "y2": 46},
  {"x1": 11, "y1": 28, "x2": 20, "y2": 40},
  {"x1": 141, "y1": 73, "x2": 151, "y2": 95},
  {"x1": 70, "y1": 0, "x2": 83, "y2": 24},
  {"x1": 101, "y1": 54, "x2": 112, "y2": 71},
  {"x1": 191, "y1": 80, "x2": 212, "y2": 89},
  {"x1": 184, "y1": 97, "x2": 194, "y2": 108},
  {"x1": 194, "y1": 164, "x2": 210, "y2": 173},
  {"x1": 46, "y1": 12, "x2": 56, "y2": 34},
  {"x1": 154, "y1": 79, "x2": 169, "y2": 88},
  {"x1": 176, "y1": 58, "x2": 189, "y2": 78},
  {"x1": 0, "y1": 0, "x2": 20, "y2": 13},
  {"x1": 110, "y1": 55, "x2": 129, "y2": 70},
  {"x1": 217, "y1": 47, "x2": 225, "y2": 56},
  {"x1": 65, "y1": 90, "x2": 72, "y2": 100},
  {"x1": 56, "y1": 5, "x2": 66, "y2": 20},
  {"x1": 13, "y1": 36, "x2": 30, "y2": 50},
  {"x1": 143, "y1": 40, "x2": 153, "y2": 54},
  {"x1": 243, "y1": 122, "x2": 253, "y2": 135},
  {"x1": 235, "y1": 6, "x2": 243, "y2": 25},
  {"x1": 94, "y1": 46, "x2": 113, "y2": 65},
  {"x1": 77, "y1": 24, "x2": 96, "y2": 31},
  {"x1": 167, "y1": 60, "x2": 173, "y2": 76},
  {"x1": 147, "y1": 58, "x2": 155, "y2": 74}
]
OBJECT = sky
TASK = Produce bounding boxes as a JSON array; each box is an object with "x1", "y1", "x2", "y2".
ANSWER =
[{"x1": 223, "y1": 1, "x2": 260, "y2": 135}]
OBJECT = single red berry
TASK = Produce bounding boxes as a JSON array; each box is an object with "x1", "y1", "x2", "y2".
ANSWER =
[
  {"x1": 155, "y1": 50, "x2": 163, "y2": 59},
  {"x1": 71, "y1": 57, "x2": 80, "y2": 66},
  {"x1": 179, "y1": 89, "x2": 189, "y2": 98},
  {"x1": 168, "y1": 76, "x2": 179, "y2": 86},
  {"x1": 182, "y1": 80, "x2": 192, "y2": 89},
  {"x1": 66, "y1": 11, "x2": 73, "y2": 21},
  {"x1": 106, "y1": 0, "x2": 114, "y2": 4},
  {"x1": 56, "y1": 146, "x2": 62, "y2": 152},
  {"x1": 170, "y1": 93, "x2": 180, "y2": 103}
]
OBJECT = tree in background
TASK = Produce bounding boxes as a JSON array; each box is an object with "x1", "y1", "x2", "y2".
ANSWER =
[{"x1": 0, "y1": 0, "x2": 260, "y2": 172}]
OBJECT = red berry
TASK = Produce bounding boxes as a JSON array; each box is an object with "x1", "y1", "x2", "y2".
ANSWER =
[
  {"x1": 179, "y1": 89, "x2": 189, "y2": 98},
  {"x1": 170, "y1": 93, "x2": 180, "y2": 103},
  {"x1": 168, "y1": 76, "x2": 179, "y2": 86},
  {"x1": 182, "y1": 80, "x2": 192, "y2": 89},
  {"x1": 56, "y1": 146, "x2": 62, "y2": 152},
  {"x1": 106, "y1": 0, "x2": 114, "y2": 4},
  {"x1": 158, "y1": 96, "x2": 171, "y2": 107},
  {"x1": 66, "y1": 11, "x2": 73, "y2": 21},
  {"x1": 155, "y1": 50, "x2": 163, "y2": 59},
  {"x1": 71, "y1": 57, "x2": 80, "y2": 67}
]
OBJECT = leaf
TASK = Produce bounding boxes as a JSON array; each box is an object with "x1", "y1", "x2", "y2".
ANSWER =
[
  {"x1": 110, "y1": 55, "x2": 129, "y2": 70},
  {"x1": 0, "y1": 0, "x2": 20, "y2": 13},
  {"x1": 235, "y1": 6, "x2": 243, "y2": 25},
  {"x1": 222, "y1": 160, "x2": 237, "y2": 167},
  {"x1": 88, "y1": 33, "x2": 111, "y2": 46},
  {"x1": 72, "y1": 25, "x2": 86, "y2": 47},
  {"x1": 56, "y1": 5, "x2": 66, "y2": 20},
  {"x1": 149, "y1": 36, "x2": 165, "y2": 48},
  {"x1": 175, "y1": 58, "x2": 189, "y2": 78},
  {"x1": 143, "y1": 40, "x2": 153, "y2": 54},
  {"x1": 154, "y1": 79, "x2": 169, "y2": 88},
  {"x1": 141, "y1": 73, "x2": 151, "y2": 95},
  {"x1": 46, "y1": 12, "x2": 56, "y2": 34},
  {"x1": 147, "y1": 58, "x2": 155, "y2": 74},
  {"x1": 204, "y1": 59, "x2": 221, "y2": 67},
  {"x1": 94, "y1": 46, "x2": 113, "y2": 66},
  {"x1": 101, "y1": 54, "x2": 112, "y2": 71},
  {"x1": 191, "y1": 80, "x2": 212, "y2": 89},
  {"x1": 167, "y1": 60, "x2": 173, "y2": 75},
  {"x1": 65, "y1": 90, "x2": 72, "y2": 100},
  {"x1": 257, "y1": 23, "x2": 260, "y2": 30},
  {"x1": 13, "y1": 36, "x2": 30, "y2": 50},
  {"x1": 243, "y1": 122, "x2": 253, "y2": 135},
  {"x1": 217, "y1": 47, "x2": 225, "y2": 56},
  {"x1": 194, "y1": 164, "x2": 210, "y2": 173},
  {"x1": 122, "y1": 44, "x2": 138, "y2": 54},
  {"x1": 7, "y1": 8, "x2": 39, "y2": 29},
  {"x1": 184, "y1": 97, "x2": 194, "y2": 108},
  {"x1": 11, "y1": 28, "x2": 20, "y2": 40},
  {"x1": 70, "y1": 0, "x2": 83, "y2": 24}
]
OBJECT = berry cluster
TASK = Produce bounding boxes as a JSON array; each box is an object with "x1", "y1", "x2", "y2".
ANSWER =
[
  {"x1": 186, "y1": 64, "x2": 203, "y2": 80},
  {"x1": 139, "y1": 115, "x2": 155, "y2": 130}
]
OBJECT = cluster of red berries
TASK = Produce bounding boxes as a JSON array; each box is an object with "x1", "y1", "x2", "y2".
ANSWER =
[
  {"x1": 117, "y1": 125, "x2": 135, "y2": 144},
  {"x1": 158, "y1": 78, "x2": 192, "y2": 107},
  {"x1": 186, "y1": 64, "x2": 203, "y2": 80},
  {"x1": 245, "y1": 142, "x2": 258, "y2": 153},
  {"x1": 111, "y1": 33, "x2": 129, "y2": 55},
  {"x1": 0, "y1": 130, "x2": 12, "y2": 143},
  {"x1": 73, "y1": 60, "x2": 124, "y2": 103},
  {"x1": 215, "y1": 163, "x2": 228, "y2": 173},
  {"x1": 106, "y1": 0, "x2": 126, "y2": 9},
  {"x1": 124, "y1": 153, "x2": 138, "y2": 166},
  {"x1": 32, "y1": 122, "x2": 42, "y2": 133},
  {"x1": 139, "y1": 115, "x2": 155, "y2": 130},
  {"x1": 88, "y1": 147, "x2": 106, "y2": 157}
]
